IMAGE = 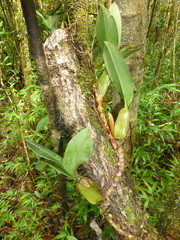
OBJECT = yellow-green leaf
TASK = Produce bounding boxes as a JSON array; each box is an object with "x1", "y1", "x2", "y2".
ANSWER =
[
  {"x1": 109, "y1": 2, "x2": 122, "y2": 48},
  {"x1": 96, "y1": 5, "x2": 118, "y2": 51}
]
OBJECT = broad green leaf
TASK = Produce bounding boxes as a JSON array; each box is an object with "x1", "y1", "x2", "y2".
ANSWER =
[
  {"x1": 62, "y1": 129, "x2": 93, "y2": 178},
  {"x1": 96, "y1": 5, "x2": 118, "y2": 50},
  {"x1": 53, "y1": 232, "x2": 66, "y2": 239},
  {"x1": 109, "y1": 2, "x2": 122, "y2": 48},
  {"x1": 77, "y1": 177, "x2": 103, "y2": 204},
  {"x1": 103, "y1": 42, "x2": 134, "y2": 107},
  {"x1": 26, "y1": 139, "x2": 72, "y2": 177}
]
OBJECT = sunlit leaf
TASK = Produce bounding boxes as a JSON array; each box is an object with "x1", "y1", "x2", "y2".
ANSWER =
[
  {"x1": 109, "y1": 2, "x2": 122, "y2": 48},
  {"x1": 96, "y1": 5, "x2": 118, "y2": 50},
  {"x1": 53, "y1": 232, "x2": 66, "y2": 239},
  {"x1": 62, "y1": 129, "x2": 93, "y2": 178},
  {"x1": 103, "y1": 42, "x2": 134, "y2": 107}
]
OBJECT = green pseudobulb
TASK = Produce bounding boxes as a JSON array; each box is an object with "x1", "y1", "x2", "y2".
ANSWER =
[
  {"x1": 114, "y1": 107, "x2": 130, "y2": 139},
  {"x1": 77, "y1": 177, "x2": 103, "y2": 205}
]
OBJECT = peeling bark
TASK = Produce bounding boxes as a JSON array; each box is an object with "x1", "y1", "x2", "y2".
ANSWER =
[{"x1": 43, "y1": 29, "x2": 165, "y2": 240}]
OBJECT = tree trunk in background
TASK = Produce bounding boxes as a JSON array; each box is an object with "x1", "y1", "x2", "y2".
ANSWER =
[
  {"x1": 42, "y1": 0, "x2": 165, "y2": 238},
  {"x1": 13, "y1": 0, "x2": 32, "y2": 88},
  {"x1": 114, "y1": 0, "x2": 148, "y2": 157},
  {"x1": 0, "y1": 0, "x2": 32, "y2": 89}
]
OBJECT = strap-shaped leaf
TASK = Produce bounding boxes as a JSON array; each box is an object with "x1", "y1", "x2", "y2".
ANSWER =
[
  {"x1": 62, "y1": 128, "x2": 93, "y2": 178},
  {"x1": 109, "y1": 2, "x2": 122, "y2": 48},
  {"x1": 44, "y1": 159, "x2": 72, "y2": 177},
  {"x1": 103, "y1": 42, "x2": 134, "y2": 107},
  {"x1": 96, "y1": 5, "x2": 118, "y2": 51},
  {"x1": 26, "y1": 139, "x2": 72, "y2": 177},
  {"x1": 122, "y1": 47, "x2": 142, "y2": 58}
]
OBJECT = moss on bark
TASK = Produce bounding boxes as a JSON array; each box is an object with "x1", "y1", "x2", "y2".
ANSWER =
[{"x1": 64, "y1": 0, "x2": 88, "y2": 48}]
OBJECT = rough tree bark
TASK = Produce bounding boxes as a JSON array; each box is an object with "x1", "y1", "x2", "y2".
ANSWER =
[{"x1": 21, "y1": 0, "x2": 168, "y2": 239}]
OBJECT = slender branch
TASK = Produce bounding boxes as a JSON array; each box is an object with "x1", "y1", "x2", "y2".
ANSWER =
[
  {"x1": 147, "y1": 0, "x2": 157, "y2": 39},
  {"x1": 20, "y1": 0, "x2": 49, "y2": 86}
]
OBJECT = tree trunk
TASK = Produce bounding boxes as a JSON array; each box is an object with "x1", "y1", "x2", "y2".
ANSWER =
[
  {"x1": 13, "y1": 0, "x2": 32, "y2": 86},
  {"x1": 115, "y1": 0, "x2": 148, "y2": 156},
  {"x1": 20, "y1": 0, "x2": 69, "y2": 212},
  {"x1": 43, "y1": 27, "x2": 164, "y2": 240},
  {"x1": 20, "y1": 0, "x2": 169, "y2": 239}
]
